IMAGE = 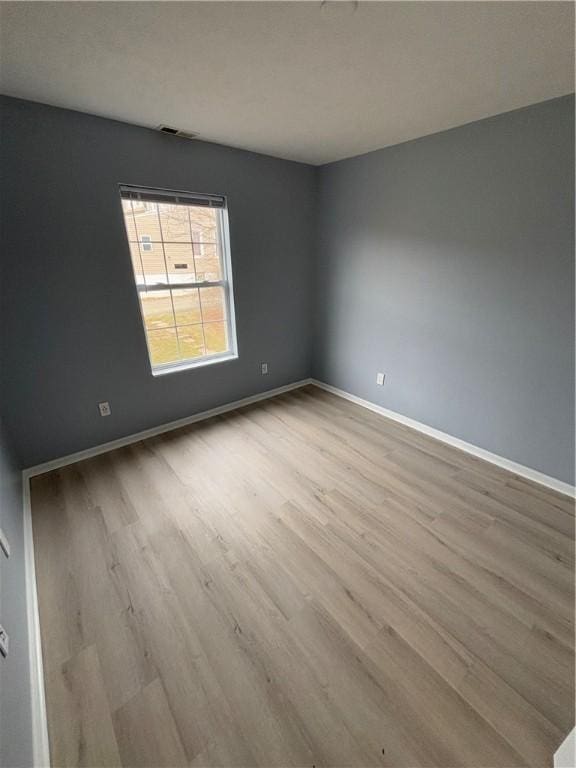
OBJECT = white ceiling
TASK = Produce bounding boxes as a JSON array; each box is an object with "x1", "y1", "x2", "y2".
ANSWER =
[{"x1": 0, "y1": 1, "x2": 573, "y2": 165}]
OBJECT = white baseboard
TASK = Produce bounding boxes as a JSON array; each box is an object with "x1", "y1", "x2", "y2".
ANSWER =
[
  {"x1": 21, "y1": 377, "x2": 312, "y2": 768},
  {"x1": 555, "y1": 727, "x2": 575, "y2": 768},
  {"x1": 19, "y1": 373, "x2": 574, "y2": 767},
  {"x1": 23, "y1": 378, "x2": 312, "y2": 480},
  {"x1": 23, "y1": 481, "x2": 50, "y2": 768},
  {"x1": 311, "y1": 379, "x2": 576, "y2": 499}
]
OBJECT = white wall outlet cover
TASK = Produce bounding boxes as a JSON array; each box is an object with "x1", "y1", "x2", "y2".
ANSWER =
[
  {"x1": 98, "y1": 401, "x2": 111, "y2": 417},
  {"x1": 261, "y1": 363, "x2": 269, "y2": 375},
  {"x1": 0, "y1": 624, "x2": 8, "y2": 658},
  {"x1": 376, "y1": 372, "x2": 385, "y2": 386},
  {"x1": 0, "y1": 527, "x2": 10, "y2": 558}
]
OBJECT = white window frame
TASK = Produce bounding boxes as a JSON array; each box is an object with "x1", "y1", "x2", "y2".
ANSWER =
[
  {"x1": 140, "y1": 234, "x2": 153, "y2": 252},
  {"x1": 120, "y1": 184, "x2": 238, "y2": 376}
]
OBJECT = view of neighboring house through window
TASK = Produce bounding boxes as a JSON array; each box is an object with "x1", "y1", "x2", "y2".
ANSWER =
[{"x1": 119, "y1": 185, "x2": 237, "y2": 373}]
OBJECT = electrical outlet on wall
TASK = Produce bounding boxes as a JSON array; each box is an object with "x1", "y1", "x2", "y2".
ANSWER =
[
  {"x1": 376, "y1": 372, "x2": 385, "y2": 386},
  {"x1": 98, "y1": 401, "x2": 111, "y2": 417},
  {"x1": 261, "y1": 363, "x2": 269, "y2": 375}
]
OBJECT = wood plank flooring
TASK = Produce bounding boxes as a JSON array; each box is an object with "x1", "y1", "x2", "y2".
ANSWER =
[{"x1": 30, "y1": 385, "x2": 575, "y2": 767}]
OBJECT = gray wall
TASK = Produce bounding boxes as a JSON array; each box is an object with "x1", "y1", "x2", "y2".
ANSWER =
[
  {"x1": 0, "y1": 420, "x2": 32, "y2": 768},
  {"x1": 0, "y1": 111, "x2": 33, "y2": 764},
  {"x1": 314, "y1": 95, "x2": 575, "y2": 485},
  {"x1": 0, "y1": 96, "x2": 316, "y2": 467}
]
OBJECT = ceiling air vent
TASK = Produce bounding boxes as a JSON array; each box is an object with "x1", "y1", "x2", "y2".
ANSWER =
[{"x1": 157, "y1": 125, "x2": 197, "y2": 140}]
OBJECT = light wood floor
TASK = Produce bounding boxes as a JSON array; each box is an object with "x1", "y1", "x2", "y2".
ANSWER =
[{"x1": 31, "y1": 386, "x2": 574, "y2": 768}]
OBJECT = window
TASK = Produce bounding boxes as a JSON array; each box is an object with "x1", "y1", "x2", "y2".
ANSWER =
[{"x1": 120, "y1": 185, "x2": 237, "y2": 374}]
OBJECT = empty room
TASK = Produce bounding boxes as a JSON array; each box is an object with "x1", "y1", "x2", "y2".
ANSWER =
[{"x1": 0, "y1": 2, "x2": 574, "y2": 767}]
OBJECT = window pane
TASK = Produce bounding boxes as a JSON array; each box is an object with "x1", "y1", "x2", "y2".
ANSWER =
[
  {"x1": 199, "y1": 286, "x2": 226, "y2": 322},
  {"x1": 164, "y1": 242, "x2": 195, "y2": 283},
  {"x1": 122, "y1": 201, "x2": 138, "y2": 241},
  {"x1": 204, "y1": 322, "x2": 228, "y2": 355},
  {"x1": 189, "y1": 207, "x2": 217, "y2": 243},
  {"x1": 139, "y1": 251, "x2": 168, "y2": 287},
  {"x1": 194, "y1": 243, "x2": 221, "y2": 282},
  {"x1": 133, "y1": 201, "x2": 163, "y2": 241},
  {"x1": 158, "y1": 202, "x2": 191, "y2": 243},
  {"x1": 172, "y1": 288, "x2": 202, "y2": 325},
  {"x1": 120, "y1": 187, "x2": 236, "y2": 371},
  {"x1": 140, "y1": 291, "x2": 175, "y2": 329},
  {"x1": 177, "y1": 325, "x2": 205, "y2": 359},
  {"x1": 129, "y1": 243, "x2": 144, "y2": 286},
  {"x1": 147, "y1": 327, "x2": 179, "y2": 366}
]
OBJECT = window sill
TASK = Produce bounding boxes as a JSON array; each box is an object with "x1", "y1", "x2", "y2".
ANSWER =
[{"x1": 151, "y1": 351, "x2": 238, "y2": 377}]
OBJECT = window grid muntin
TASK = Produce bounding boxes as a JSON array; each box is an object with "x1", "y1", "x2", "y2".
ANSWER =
[{"x1": 121, "y1": 191, "x2": 234, "y2": 370}]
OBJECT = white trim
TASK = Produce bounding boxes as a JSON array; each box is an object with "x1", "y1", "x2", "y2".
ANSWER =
[
  {"x1": 23, "y1": 378, "x2": 312, "y2": 479},
  {"x1": 151, "y1": 351, "x2": 238, "y2": 377},
  {"x1": 216, "y1": 205, "x2": 238, "y2": 365},
  {"x1": 311, "y1": 379, "x2": 576, "y2": 499},
  {"x1": 554, "y1": 727, "x2": 575, "y2": 768},
  {"x1": 23, "y1": 480, "x2": 50, "y2": 767}
]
